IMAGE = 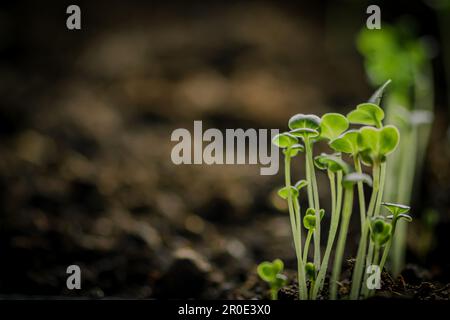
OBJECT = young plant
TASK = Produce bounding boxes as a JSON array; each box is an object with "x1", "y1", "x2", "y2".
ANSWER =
[
  {"x1": 379, "y1": 203, "x2": 412, "y2": 272},
  {"x1": 266, "y1": 87, "x2": 403, "y2": 300},
  {"x1": 272, "y1": 132, "x2": 308, "y2": 299},
  {"x1": 288, "y1": 114, "x2": 322, "y2": 270},
  {"x1": 330, "y1": 172, "x2": 372, "y2": 300},
  {"x1": 257, "y1": 259, "x2": 288, "y2": 300},
  {"x1": 310, "y1": 153, "x2": 349, "y2": 299}
]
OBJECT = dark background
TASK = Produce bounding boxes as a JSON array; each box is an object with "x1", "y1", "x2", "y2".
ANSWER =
[{"x1": 0, "y1": 0, "x2": 449, "y2": 298}]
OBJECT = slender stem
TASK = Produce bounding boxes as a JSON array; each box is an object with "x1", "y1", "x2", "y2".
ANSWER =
[
  {"x1": 350, "y1": 163, "x2": 380, "y2": 299},
  {"x1": 380, "y1": 217, "x2": 400, "y2": 272},
  {"x1": 312, "y1": 170, "x2": 341, "y2": 299},
  {"x1": 349, "y1": 220, "x2": 370, "y2": 299},
  {"x1": 392, "y1": 127, "x2": 417, "y2": 276},
  {"x1": 305, "y1": 149, "x2": 314, "y2": 209},
  {"x1": 354, "y1": 156, "x2": 366, "y2": 230},
  {"x1": 362, "y1": 162, "x2": 386, "y2": 298},
  {"x1": 271, "y1": 289, "x2": 278, "y2": 300},
  {"x1": 320, "y1": 170, "x2": 343, "y2": 292},
  {"x1": 330, "y1": 186, "x2": 354, "y2": 300},
  {"x1": 367, "y1": 246, "x2": 381, "y2": 297},
  {"x1": 303, "y1": 230, "x2": 313, "y2": 264},
  {"x1": 305, "y1": 139, "x2": 321, "y2": 269},
  {"x1": 285, "y1": 155, "x2": 299, "y2": 252},
  {"x1": 285, "y1": 153, "x2": 308, "y2": 300},
  {"x1": 379, "y1": 240, "x2": 391, "y2": 272},
  {"x1": 294, "y1": 197, "x2": 303, "y2": 255},
  {"x1": 374, "y1": 162, "x2": 386, "y2": 217},
  {"x1": 308, "y1": 280, "x2": 315, "y2": 300}
]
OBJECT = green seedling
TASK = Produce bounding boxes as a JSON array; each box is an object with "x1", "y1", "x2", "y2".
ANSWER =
[
  {"x1": 347, "y1": 103, "x2": 385, "y2": 128},
  {"x1": 272, "y1": 132, "x2": 308, "y2": 299},
  {"x1": 319, "y1": 113, "x2": 349, "y2": 141},
  {"x1": 330, "y1": 172, "x2": 372, "y2": 300},
  {"x1": 368, "y1": 217, "x2": 392, "y2": 294},
  {"x1": 311, "y1": 153, "x2": 348, "y2": 299},
  {"x1": 289, "y1": 114, "x2": 322, "y2": 269},
  {"x1": 257, "y1": 259, "x2": 288, "y2": 300},
  {"x1": 358, "y1": 125, "x2": 400, "y2": 166},
  {"x1": 379, "y1": 203, "x2": 412, "y2": 272},
  {"x1": 350, "y1": 122, "x2": 400, "y2": 299}
]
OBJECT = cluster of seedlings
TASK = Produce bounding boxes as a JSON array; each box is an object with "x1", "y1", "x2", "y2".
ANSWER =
[{"x1": 258, "y1": 81, "x2": 413, "y2": 300}]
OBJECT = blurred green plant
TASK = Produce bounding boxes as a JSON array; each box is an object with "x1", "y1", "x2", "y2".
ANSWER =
[{"x1": 356, "y1": 23, "x2": 434, "y2": 276}]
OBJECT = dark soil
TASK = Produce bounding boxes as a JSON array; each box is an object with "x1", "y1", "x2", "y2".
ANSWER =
[
  {"x1": 0, "y1": 1, "x2": 449, "y2": 299},
  {"x1": 232, "y1": 260, "x2": 450, "y2": 300}
]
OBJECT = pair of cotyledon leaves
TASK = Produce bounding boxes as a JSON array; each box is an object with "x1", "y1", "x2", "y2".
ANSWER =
[
  {"x1": 303, "y1": 208, "x2": 325, "y2": 231},
  {"x1": 257, "y1": 259, "x2": 288, "y2": 289}
]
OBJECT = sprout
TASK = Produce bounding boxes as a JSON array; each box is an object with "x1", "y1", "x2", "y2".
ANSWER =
[
  {"x1": 277, "y1": 186, "x2": 299, "y2": 200},
  {"x1": 370, "y1": 217, "x2": 392, "y2": 248},
  {"x1": 319, "y1": 113, "x2": 349, "y2": 141},
  {"x1": 342, "y1": 172, "x2": 373, "y2": 188},
  {"x1": 314, "y1": 153, "x2": 350, "y2": 174},
  {"x1": 358, "y1": 125, "x2": 400, "y2": 165},
  {"x1": 347, "y1": 103, "x2": 385, "y2": 128},
  {"x1": 272, "y1": 127, "x2": 309, "y2": 299},
  {"x1": 305, "y1": 262, "x2": 316, "y2": 281},
  {"x1": 265, "y1": 98, "x2": 405, "y2": 301},
  {"x1": 272, "y1": 132, "x2": 298, "y2": 148},
  {"x1": 302, "y1": 208, "x2": 325, "y2": 266},
  {"x1": 289, "y1": 114, "x2": 322, "y2": 270},
  {"x1": 288, "y1": 114, "x2": 321, "y2": 131},
  {"x1": 382, "y1": 202, "x2": 410, "y2": 216},
  {"x1": 257, "y1": 259, "x2": 288, "y2": 300},
  {"x1": 329, "y1": 130, "x2": 361, "y2": 156},
  {"x1": 303, "y1": 208, "x2": 325, "y2": 231},
  {"x1": 382, "y1": 202, "x2": 412, "y2": 231},
  {"x1": 283, "y1": 144, "x2": 305, "y2": 157}
]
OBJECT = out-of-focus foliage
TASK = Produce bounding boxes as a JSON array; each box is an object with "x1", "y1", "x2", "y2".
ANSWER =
[{"x1": 357, "y1": 25, "x2": 429, "y2": 104}]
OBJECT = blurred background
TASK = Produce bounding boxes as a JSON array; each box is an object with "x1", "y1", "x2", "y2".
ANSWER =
[{"x1": 0, "y1": 0, "x2": 449, "y2": 298}]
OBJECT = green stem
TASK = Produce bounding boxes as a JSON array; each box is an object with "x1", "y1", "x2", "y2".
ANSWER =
[
  {"x1": 271, "y1": 288, "x2": 278, "y2": 300},
  {"x1": 309, "y1": 280, "x2": 315, "y2": 300},
  {"x1": 285, "y1": 153, "x2": 308, "y2": 300},
  {"x1": 362, "y1": 162, "x2": 386, "y2": 298},
  {"x1": 305, "y1": 139, "x2": 321, "y2": 270},
  {"x1": 312, "y1": 170, "x2": 342, "y2": 299},
  {"x1": 303, "y1": 230, "x2": 313, "y2": 264},
  {"x1": 379, "y1": 240, "x2": 391, "y2": 272},
  {"x1": 391, "y1": 128, "x2": 417, "y2": 276},
  {"x1": 349, "y1": 220, "x2": 370, "y2": 299},
  {"x1": 294, "y1": 197, "x2": 303, "y2": 255},
  {"x1": 330, "y1": 186, "x2": 354, "y2": 300},
  {"x1": 354, "y1": 156, "x2": 366, "y2": 230},
  {"x1": 350, "y1": 163, "x2": 380, "y2": 299},
  {"x1": 367, "y1": 246, "x2": 381, "y2": 297}
]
